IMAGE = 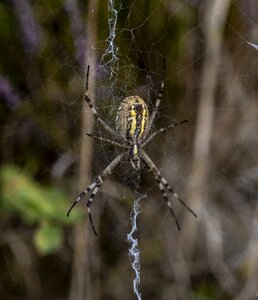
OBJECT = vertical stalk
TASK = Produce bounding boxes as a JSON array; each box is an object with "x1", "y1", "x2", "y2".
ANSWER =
[
  {"x1": 191, "y1": 0, "x2": 231, "y2": 198},
  {"x1": 176, "y1": 1, "x2": 231, "y2": 297},
  {"x1": 69, "y1": 1, "x2": 98, "y2": 299}
]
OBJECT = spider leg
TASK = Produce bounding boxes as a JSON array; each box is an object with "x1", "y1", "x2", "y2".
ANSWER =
[
  {"x1": 67, "y1": 181, "x2": 97, "y2": 217},
  {"x1": 67, "y1": 153, "x2": 124, "y2": 235},
  {"x1": 140, "y1": 150, "x2": 196, "y2": 230},
  {"x1": 158, "y1": 180, "x2": 180, "y2": 230},
  {"x1": 86, "y1": 177, "x2": 103, "y2": 236},
  {"x1": 144, "y1": 80, "x2": 164, "y2": 138},
  {"x1": 85, "y1": 66, "x2": 120, "y2": 139},
  {"x1": 157, "y1": 173, "x2": 197, "y2": 218},
  {"x1": 142, "y1": 120, "x2": 188, "y2": 147},
  {"x1": 86, "y1": 133, "x2": 126, "y2": 149}
]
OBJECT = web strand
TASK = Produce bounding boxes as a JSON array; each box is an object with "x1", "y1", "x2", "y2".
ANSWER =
[
  {"x1": 101, "y1": 0, "x2": 119, "y2": 79},
  {"x1": 127, "y1": 193, "x2": 146, "y2": 300}
]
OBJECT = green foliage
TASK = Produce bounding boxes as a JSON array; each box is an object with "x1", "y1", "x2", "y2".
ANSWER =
[
  {"x1": 0, "y1": 165, "x2": 83, "y2": 254},
  {"x1": 35, "y1": 221, "x2": 63, "y2": 255}
]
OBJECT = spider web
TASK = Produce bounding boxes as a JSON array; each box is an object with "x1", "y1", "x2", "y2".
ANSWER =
[
  {"x1": 82, "y1": 2, "x2": 258, "y2": 300},
  {"x1": 1, "y1": 0, "x2": 258, "y2": 300}
]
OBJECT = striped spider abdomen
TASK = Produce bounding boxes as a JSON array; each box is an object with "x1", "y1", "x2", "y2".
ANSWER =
[{"x1": 116, "y1": 96, "x2": 149, "y2": 141}]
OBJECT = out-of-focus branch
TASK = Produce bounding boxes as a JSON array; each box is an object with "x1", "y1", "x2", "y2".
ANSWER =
[
  {"x1": 174, "y1": 1, "x2": 231, "y2": 296},
  {"x1": 191, "y1": 0, "x2": 231, "y2": 201},
  {"x1": 68, "y1": 1, "x2": 98, "y2": 300}
]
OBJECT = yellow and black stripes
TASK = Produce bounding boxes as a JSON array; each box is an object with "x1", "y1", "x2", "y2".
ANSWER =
[
  {"x1": 116, "y1": 96, "x2": 149, "y2": 141},
  {"x1": 67, "y1": 65, "x2": 197, "y2": 235}
]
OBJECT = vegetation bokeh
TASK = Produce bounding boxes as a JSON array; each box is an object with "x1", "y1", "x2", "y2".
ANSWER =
[{"x1": 1, "y1": 0, "x2": 258, "y2": 299}]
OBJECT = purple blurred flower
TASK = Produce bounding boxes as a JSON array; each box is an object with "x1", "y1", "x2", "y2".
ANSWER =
[
  {"x1": 11, "y1": 0, "x2": 42, "y2": 55},
  {"x1": 0, "y1": 75, "x2": 20, "y2": 109},
  {"x1": 65, "y1": 0, "x2": 86, "y2": 70}
]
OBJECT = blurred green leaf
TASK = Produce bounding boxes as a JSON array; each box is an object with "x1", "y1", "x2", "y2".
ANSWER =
[
  {"x1": 0, "y1": 165, "x2": 84, "y2": 255},
  {"x1": 0, "y1": 165, "x2": 83, "y2": 225},
  {"x1": 34, "y1": 221, "x2": 62, "y2": 255}
]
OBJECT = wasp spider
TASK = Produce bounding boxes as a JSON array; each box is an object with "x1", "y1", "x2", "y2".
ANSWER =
[{"x1": 67, "y1": 66, "x2": 197, "y2": 235}]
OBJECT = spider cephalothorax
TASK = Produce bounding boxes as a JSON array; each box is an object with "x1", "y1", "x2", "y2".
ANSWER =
[{"x1": 67, "y1": 66, "x2": 197, "y2": 235}]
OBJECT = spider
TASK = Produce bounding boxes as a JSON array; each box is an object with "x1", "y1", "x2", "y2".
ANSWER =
[{"x1": 67, "y1": 65, "x2": 197, "y2": 235}]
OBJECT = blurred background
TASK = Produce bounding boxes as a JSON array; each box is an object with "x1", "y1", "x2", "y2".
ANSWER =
[{"x1": 1, "y1": 0, "x2": 258, "y2": 299}]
